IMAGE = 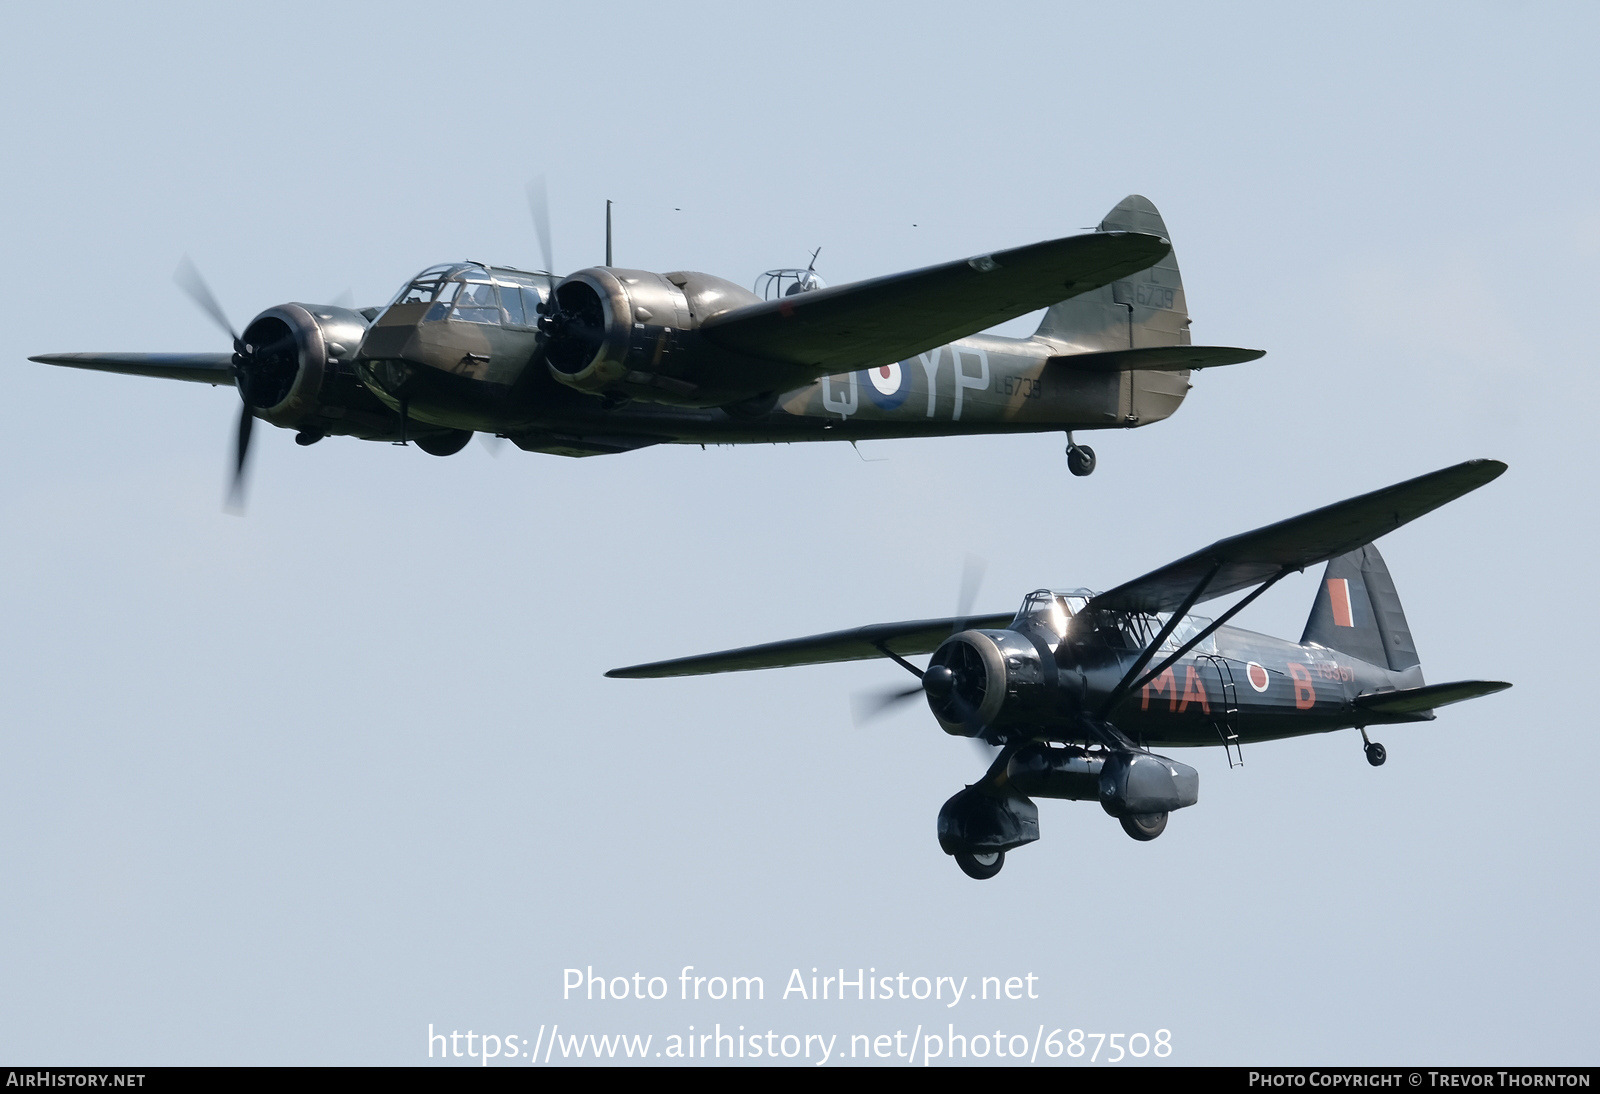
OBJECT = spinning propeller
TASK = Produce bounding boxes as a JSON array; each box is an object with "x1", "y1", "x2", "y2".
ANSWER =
[
  {"x1": 173, "y1": 257, "x2": 292, "y2": 512},
  {"x1": 853, "y1": 557, "x2": 1000, "y2": 752},
  {"x1": 526, "y1": 179, "x2": 613, "y2": 375}
]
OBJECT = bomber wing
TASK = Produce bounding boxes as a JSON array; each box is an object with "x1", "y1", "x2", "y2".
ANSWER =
[
  {"x1": 29, "y1": 352, "x2": 235, "y2": 385},
  {"x1": 698, "y1": 231, "x2": 1171, "y2": 372},
  {"x1": 606, "y1": 612, "x2": 1014, "y2": 679},
  {"x1": 1088, "y1": 459, "x2": 1508, "y2": 615}
]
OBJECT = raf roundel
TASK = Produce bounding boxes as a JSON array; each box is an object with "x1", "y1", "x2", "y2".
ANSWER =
[
  {"x1": 1246, "y1": 662, "x2": 1270, "y2": 693},
  {"x1": 862, "y1": 361, "x2": 910, "y2": 410}
]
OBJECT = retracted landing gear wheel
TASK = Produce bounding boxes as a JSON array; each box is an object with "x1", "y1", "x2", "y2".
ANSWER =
[
  {"x1": 954, "y1": 849, "x2": 1005, "y2": 880},
  {"x1": 1119, "y1": 812, "x2": 1168, "y2": 841},
  {"x1": 416, "y1": 429, "x2": 473, "y2": 457},
  {"x1": 1365, "y1": 742, "x2": 1387, "y2": 767},
  {"x1": 1067, "y1": 444, "x2": 1097, "y2": 477}
]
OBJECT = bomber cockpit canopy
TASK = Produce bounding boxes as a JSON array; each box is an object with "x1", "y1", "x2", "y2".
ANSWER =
[
  {"x1": 385, "y1": 263, "x2": 552, "y2": 327},
  {"x1": 754, "y1": 268, "x2": 827, "y2": 300}
]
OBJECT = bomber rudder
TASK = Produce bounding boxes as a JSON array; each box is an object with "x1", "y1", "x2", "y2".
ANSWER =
[{"x1": 1033, "y1": 194, "x2": 1189, "y2": 351}]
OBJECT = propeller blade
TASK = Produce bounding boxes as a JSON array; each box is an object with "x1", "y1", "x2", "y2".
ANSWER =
[
  {"x1": 174, "y1": 256, "x2": 241, "y2": 348},
  {"x1": 227, "y1": 399, "x2": 254, "y2": 513},
  {"x1": 953, "y1": 553, "x2": 987, "y2": 633},
  {"x1": 478, "y1": 433, "x2": 507, "y2": 458},
  {"x1": 851, "y1": 683, "x2": 924, "y2": 726},
  {"x1": 527, "y1": 177, "x2": 555, "y2": 280}
]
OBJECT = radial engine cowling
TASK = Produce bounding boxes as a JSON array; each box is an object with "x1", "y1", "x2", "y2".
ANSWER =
[
  {"x1": 924, "y1": 629, "x2": 1056, "y2": 739},
  {"x1": 540, "y1": 267, "x2": 760, "y2": 407},
  {"x1": 238, "y1": 304, "x2": 398, "y2": 439}
]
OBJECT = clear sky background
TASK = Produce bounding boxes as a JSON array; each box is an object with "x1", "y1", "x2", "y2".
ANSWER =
[{"x1": 0, "y1": 0, "x2": 1594, "y2": 1067}]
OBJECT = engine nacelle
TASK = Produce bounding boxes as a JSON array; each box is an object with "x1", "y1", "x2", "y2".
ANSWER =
[
  {"x1": 925, "y1": 629, "x2": 1056, "y2": 739},
  {"x1": 542, "y1": 267, "x2": 761, "y2": 406},
  {"x1": 239, "y1": 303, "x2": 408, "y2": 440}
]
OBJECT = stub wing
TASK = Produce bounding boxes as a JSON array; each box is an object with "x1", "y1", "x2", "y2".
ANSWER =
[
  {"x1": 606, "y1": 612, "x2": 1014, "y2": 679},
  {"x1": 1088, "y1": 459, "x2": 1508, "y2": 614},
  {"x1": 1354, "y1": 680, "x2": 1512, "y2": 720},
  {"x1": 698, "y1": 230, "x2": 1171, "y2": 373},
  {"x1": 29, "y1": 352, "x2": 235, "y2": 385}
]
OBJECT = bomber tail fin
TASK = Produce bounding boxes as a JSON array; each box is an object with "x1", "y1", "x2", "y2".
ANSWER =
[
  {"x1": 1034, "y1": 195, "x2": 1189, "y2": 351},
  {"x1": 1301, "y1": 544, "x2": 1423, "y2": 677},
  {"x1": 1036, "y1": 196, "x2": 1262, "y2": 426}
]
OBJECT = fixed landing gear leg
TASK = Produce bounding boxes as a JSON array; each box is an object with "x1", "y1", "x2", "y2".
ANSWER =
[
  {"x1": 394, "y1": 397, "x2": 410, "y2": 446},
  {"x1": 1065, "y1": 432, "x2": 1096, "y2": 477},
  {"x1": 1360, "y1": 727, "x2": 1387, "y2": 767}
]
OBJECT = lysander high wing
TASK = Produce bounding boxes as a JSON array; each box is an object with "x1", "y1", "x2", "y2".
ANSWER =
[
  {"x1": 606, "y1": 612, "x2": 1015, "y2": 679},
  {"x1": 1088, "y1": 459, "x2": 1508, "y2": 615},
  {"x1": 698, "y1": 230, "x2": 1171, "y2": 372},
  {"x1": 28, "y1": 352, "x2": 235, "y2": 385}
]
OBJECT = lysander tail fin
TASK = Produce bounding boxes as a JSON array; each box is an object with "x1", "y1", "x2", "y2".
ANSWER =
[
  {"x1": 1034, "y1": 195, "x2": 1188, "y2": 350},
  {"x1": 1301, "y1": 544, "x2": 1421, "y2": 673}
]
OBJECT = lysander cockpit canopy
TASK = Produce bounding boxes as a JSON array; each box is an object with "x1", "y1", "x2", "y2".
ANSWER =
[
  {"x1": 1013, "y1": 589, "x2": 1093, "y2": 637},
  {"x1": 385, "y1": 263, "x2": 552, "y2": 327},
  {"x1": 1011, "y1": 588, "x2": 1217, "y2": 653}
]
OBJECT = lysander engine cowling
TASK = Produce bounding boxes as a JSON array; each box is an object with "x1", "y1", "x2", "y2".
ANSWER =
[
  {"x1": 924, "y1": 629, "x2": 1057, "y2": 739},
  {"x1": 238, "y1": 304, "x2": 409, "y2": 441},
  {"x1": 540, "y1": 268, "x2": 762, "y2": 407}
]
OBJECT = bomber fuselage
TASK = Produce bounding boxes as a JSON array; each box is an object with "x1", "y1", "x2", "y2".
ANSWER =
[{"x1": 350, "y1": 265, "x2": 1189, "y2": 457}]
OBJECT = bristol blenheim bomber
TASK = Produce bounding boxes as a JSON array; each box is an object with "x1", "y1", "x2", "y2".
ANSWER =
[
  {"x1": 29, "y1": 196, "x2": 1262, "y2": 499},
  {"x1": 608, "y1": 460, "x2": 1511, "y2": 880}
]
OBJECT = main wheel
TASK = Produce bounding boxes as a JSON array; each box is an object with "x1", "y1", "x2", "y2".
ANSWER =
[
  {"x1": 1120, "y1": 812, "x2": 1168, "y2": 841},
  {"x1": 416, "y1": 429, "x2": 473, "y2": 457},
  {"x1": 1365, "y1": 742, "x2": 1387, "y2": 767},
  {"x1": 954, "y1": 849, "x2": 1005, "y2": 880},
  {"x1": 1067, "y1": 444, "x2": 1097, "y2": 477}
]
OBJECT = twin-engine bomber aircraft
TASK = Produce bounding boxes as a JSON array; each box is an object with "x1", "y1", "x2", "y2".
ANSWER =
[
  {"x1": 30, "y1": 196, "x2": 1262, "y2": 502},
  {"x1": 607, "y1": 460, "x2": 1511, "y2": 880}
]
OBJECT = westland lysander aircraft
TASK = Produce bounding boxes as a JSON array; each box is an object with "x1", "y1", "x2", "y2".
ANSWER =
[
  {"x1": 30, "y1": 196, "x2": 1263, "y2": 502},
  {"x1": 607, "y1": 460, "x2": 1511, "y2": 880}
]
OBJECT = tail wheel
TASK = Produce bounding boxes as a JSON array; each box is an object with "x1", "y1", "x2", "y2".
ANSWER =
[
  {"x1": 1119, "y1": 811, "x2": 1168, "y2": 841},
  {"x1": 1365, "y1": 742, "x2": 1387, "y2": 767},
  {"x1": 954, "y1": 849, "x2": 1005, "y2": 880}
]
